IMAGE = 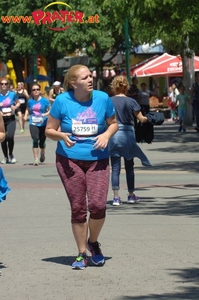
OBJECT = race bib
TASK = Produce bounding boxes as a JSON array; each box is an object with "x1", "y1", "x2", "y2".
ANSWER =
[
  {"x1": 19, "y1": 99, "x2": 25, "y2": 104},
  {"x1": 72, "y1": 118, "x2": 98, "y2": 136},
  {"x1": 2, "y1": 107, "x2": 12, "y2": 113},
  {"x1": 32, "y1": 116, "x2": 43, "y2": 123}
]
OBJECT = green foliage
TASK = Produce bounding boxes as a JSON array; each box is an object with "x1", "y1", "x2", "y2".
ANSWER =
[{"x1": 1, "y1": 0, "x2": 199, "y2": 67}]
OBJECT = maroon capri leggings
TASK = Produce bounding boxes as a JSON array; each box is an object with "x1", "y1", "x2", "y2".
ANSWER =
[{"x1": 56, "y1": 154, "x2": 110, "y2": 224}]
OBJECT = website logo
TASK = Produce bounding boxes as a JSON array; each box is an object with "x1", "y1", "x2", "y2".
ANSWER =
[{"x1": 1, "y1": 1, "x2": 100, "y2": 31}]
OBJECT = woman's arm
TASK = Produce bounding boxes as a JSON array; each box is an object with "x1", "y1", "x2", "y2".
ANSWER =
[
  {"x1": 0, "y1": 114, "x2": 5, "y2": 142},
  {"x1": 134, "y1": 111, "x2": 148, "y2": 123},
  {"x1": 92, "y1": 115, "x2": 118, "y2": 150},
  {"x1": 23, "y1": 108, "x2": 29, "y2": 121},
  {"x1": 24, "y1": 89, "x2": 30, "y2": 99},
  {"x1": 45, "y1": 115, "x2": 76, "y2": 148},
  {"x1": 48, "y1": 89, "x2": 55, "y2": 103}
]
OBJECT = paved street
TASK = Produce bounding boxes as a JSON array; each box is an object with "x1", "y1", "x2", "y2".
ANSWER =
[{"x1": 0, "y1": 120, "x2": 199, "y2": 300}]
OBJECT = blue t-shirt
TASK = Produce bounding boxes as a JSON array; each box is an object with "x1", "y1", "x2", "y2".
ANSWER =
[
  {"x1": 27, "y1": 97, "x2": 50, "y2": 126},
  {"x1": 0, "y1": 91, "x2": 17, "y2": 115},
  {"x1": 50, "y1": 90, "x2": 115, "y2": 161}
]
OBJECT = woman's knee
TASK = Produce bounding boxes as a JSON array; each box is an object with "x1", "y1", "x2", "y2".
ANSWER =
[
  {"x1": 32, "y1": 140, "x2": 39, "y2": 148},
  {"x1": 89, "y1": 204, "x2": 106, "y2": 219}
]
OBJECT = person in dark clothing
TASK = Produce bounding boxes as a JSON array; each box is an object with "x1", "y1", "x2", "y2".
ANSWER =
[
  {"x1": 190, "y1": 72, "x2": 199, "y2": 131},
  {"x1": 127, "y1": 77, "x2": 140, "y2": 127},
  {"x1": 108, "y1": 75, "x2": 151, "y2": 207}
]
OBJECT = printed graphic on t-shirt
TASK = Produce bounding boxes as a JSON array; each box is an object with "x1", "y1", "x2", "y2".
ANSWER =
[
  {"x1": 1, "y1": 97, "x2": 12, "y2": 113},
  {"x1": 71, "y1": 107, "x2": 98, "y2": 140}
]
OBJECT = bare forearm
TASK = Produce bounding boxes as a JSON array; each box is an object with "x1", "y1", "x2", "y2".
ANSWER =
[
  {"x1": 45, "y1": 128, "x2": 65, "y2": 141},
  {"x1": 104, "y1": 122, "x2": 118, "y2": 139}
]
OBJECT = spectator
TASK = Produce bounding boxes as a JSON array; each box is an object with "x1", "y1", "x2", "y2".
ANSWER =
[
  {"x1": 176, "y1": 85, "x2": 190, "y2": 132},
  {"x1": 190, "y1": 72, "x2": 199, "y2": 131},
  {"x1": 138, "y1": 82, "x2": 157, "y2": 115},
  {"x1": 168, "y1": 83, "x2": 179, "y2": 122}
]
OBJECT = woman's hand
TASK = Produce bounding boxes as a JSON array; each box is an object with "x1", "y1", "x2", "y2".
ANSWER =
[
  {"x1": 92, "y1": 133, "x2": 109, "y2": 150},
  {"x1": 62, "y1": 132, "x2": 76, "y2": 148}
]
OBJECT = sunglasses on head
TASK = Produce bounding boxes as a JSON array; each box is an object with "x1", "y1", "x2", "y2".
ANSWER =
[
  {"x1": 0, "y1": 82, "x2": 8, "y2": 85},
  {"x1": 32, "y1": 88, "x2": 40, "y2": 91}
]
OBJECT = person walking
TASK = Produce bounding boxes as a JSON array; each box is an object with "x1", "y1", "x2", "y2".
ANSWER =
[
  {"x1": 0, "y1": 77, "x2": 20, "y2": 164},
  {"x1": 190, "y1": 72, "x2": 199, "y2": 131},
  {"x1": 45, "y1": 64, "x2": 118, "y2": 270},
  {"x1": 15, "y1": 82, "x2": 30, "y2": 133},
  {"x1": 24, "y1": 83, "x2": 50, "y2": 166},
  {"x1": 176, "y1": 85, "x2": 190, "y2": 132},
  {"x1": 138, "y1": 82, "x2": 157, "y2": 116},
  {"x1": 108, "y1": 75, "x2": 151, "y2": 206},
  {"x1": 127, "y1": 77, "x2": 140, "y2": 127}
]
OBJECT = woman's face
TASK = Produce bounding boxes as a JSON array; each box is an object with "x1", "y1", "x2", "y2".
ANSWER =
[
  {"x1": 31, "y1": 85, "x2": 41, "y2": 96},
  {"x1": 17, "y1": 82, "x2": 22, "y2": 89},
  {"x1": 0, "y1": 79, "x2": 9, "y2": 92},
  {"x1": 73, "y1": 67, "x2": 93, "y2": 93}
]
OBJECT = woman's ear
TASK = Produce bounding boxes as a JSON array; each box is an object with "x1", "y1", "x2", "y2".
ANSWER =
[{"x1": 70, "y1": 81, "x2": 77, "y2": 89}]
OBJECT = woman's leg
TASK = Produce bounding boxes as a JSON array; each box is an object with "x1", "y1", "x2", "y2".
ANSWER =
[
  {"x1": 29, "y1": 125, "x2": 39, "y2": 164},
  {"x1": 86, "y1": 158, "x2": 109, "y2": 265},
  {"x1": 6, "y1": 118, "x2": 16, "y2": 162},
  {"x1": 17, "y1": 111, "x2": 23, "y2": 131},
  {"x1": 1, "y1": 121, "x2": 8, "y2": 162},
  {"x1": 124, "y1": 158, "x2": 139, "y2": 203},
  {"x1": 38, "y1": 126, "x2": 46, "y2": 162},
  {"x1": 124, "y1": 158, "x2": 135, "y2": 193},
  {"x1": 193, "y1": 102, "x2": 199, "y2": 128},
  {"x1": 56, "y1": 155, "x2": 88, "y2": 254},
  {"x1": 110, "y1": 156, "x2": 121, "y2": 198}
]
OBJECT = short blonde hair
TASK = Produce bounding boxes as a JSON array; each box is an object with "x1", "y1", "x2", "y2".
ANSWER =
[
  {"x1": 110, "y1": 75, "x2": 129, "y2": 95},
  {"x1": 0, "y1": 77, "x2": 10, "y2": 85},
  {"x1": 63, "y1": 64, "x2": 88, "y2": 91}
]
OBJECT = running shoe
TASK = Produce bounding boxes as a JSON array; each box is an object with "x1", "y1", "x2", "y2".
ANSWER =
[
  {"x1": 34, "y1": 159, "x2": 39, "y2": 166},
  {"x1": 127, "y1": 194, "x2": 139, "y2": 204},
  {"x1": 87, "y1": 240, "x2": 105, "y2": 266},
  {"x1": 71, "y1": 253, "x2": 88, "y2": 270},
  {"x1": 182, "y1": 128, "x2": 186, "y2": 133},
  {"x1": 40, "y1": 152, "x2": 45, "y2": 163},
  {"x1": 1, "y1": 157, "x2": 9, "y2": 164},
  {"x1": 9, "y1": 155, "x2": 16, "y2": 164},
  {"x1": 112, "y1": 197, "x2": 122, "y2": 206},
  {"x1": 20, "y1": 129, "x2": 24, "y2": 133}
]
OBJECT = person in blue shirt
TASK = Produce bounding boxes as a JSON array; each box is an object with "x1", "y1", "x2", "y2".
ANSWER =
[
  {"x1": 0, "y1": 77, "x2": 20, "y2": 164},
  {"x1": 24, "y1": 84, "x2": 50, "y2": 166},
  {"x1": 45, "y1": 64, "x2": 118, "y2": 270}
]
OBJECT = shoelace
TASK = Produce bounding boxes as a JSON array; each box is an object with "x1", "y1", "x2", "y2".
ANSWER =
[
  {"x1": 90, "y1": 242, "x2": 102, "y2": 255},
  {"x1": 76, "y1": 253, "x2": 87, "y2": 262}
]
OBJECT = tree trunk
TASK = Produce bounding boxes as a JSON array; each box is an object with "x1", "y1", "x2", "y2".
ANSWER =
[
  {"x1": 96, "y1": 65, "x2": 104, "y2": 91},
  {"x1": 182, "y1": 55, "x2": 194, "y2": 126}
]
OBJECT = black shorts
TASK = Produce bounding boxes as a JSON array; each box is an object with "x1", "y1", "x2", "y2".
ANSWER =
[{"x1": 15, "y1": 104, "x2": 27, "y2": 115}]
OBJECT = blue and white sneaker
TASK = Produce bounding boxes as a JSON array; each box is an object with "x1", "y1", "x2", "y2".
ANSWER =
[
  {"x1": 87, "y1": 240, "x2": 105, "y2": 266},
  {"x1": 72, "y1": 253, "x2": 88, "y2": 270},
  {"x1": 112, "y1": 197, "x2": 122, "y2": 206},
  {"x1": 127, "y1": 194, "x2": 139, "y2": 204}
]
